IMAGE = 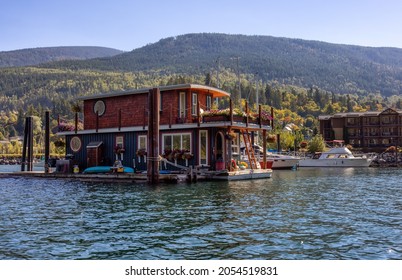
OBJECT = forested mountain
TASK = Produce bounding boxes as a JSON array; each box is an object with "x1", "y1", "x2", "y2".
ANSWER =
[
  {"x1": 2, "y1": 33, "x2": 402, "y2": 142},
  {"x1": 0, "y1": 46, "x2": 123, "y2": 67},
  {"x1": 44, "y1": 33, "x2": 402, "y2": 96}
]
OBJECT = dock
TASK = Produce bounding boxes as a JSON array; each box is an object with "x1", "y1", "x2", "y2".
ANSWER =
[
  {"x1": 0, "y1": 171, "x2": 182, "y2": 183},
  {"x1": 194, "y1": 168, "x2": 272, "y2": 181},
  {"x1": 0, "y1": 167, "x2": 273, "y2": 183}
]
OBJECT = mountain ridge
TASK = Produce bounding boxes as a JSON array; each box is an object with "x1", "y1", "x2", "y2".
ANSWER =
[
  {"x1": 40, "y1": 33, "x2": 402, "y2": 95},
  {"x1": 0, "y1": 46, "x2": 124, "y2": 68}
]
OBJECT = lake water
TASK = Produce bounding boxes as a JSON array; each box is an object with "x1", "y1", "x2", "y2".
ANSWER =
[{"x1": 1, "y1": 166, "x2": 401, "y2": 260}]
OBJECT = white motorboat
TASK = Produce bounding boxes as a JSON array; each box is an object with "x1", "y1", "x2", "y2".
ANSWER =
[
  {"x1": 240, "y1": 144, "x2": 300, "y2": 169},
  {"x1": 266, "y1": 153, "x2": 300, "y2": 169},
  {"x1": 298, "y1": 146, "x2": 373, "y2": 167}
]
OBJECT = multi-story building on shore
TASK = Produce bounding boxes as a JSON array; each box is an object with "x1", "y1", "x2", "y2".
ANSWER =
[{"x1": 319, "y1": 108, "x2": 402, "y2": 152}]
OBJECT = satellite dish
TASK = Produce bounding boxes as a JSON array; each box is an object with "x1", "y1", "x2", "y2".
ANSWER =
[{"x1": 93, "y1": 100, "x2": 105, "y2": 116}]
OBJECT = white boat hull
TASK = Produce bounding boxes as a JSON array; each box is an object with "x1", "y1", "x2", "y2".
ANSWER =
[
  {"x1": 299, "y1": 158, "x2": 372, "y2": 167},
  {"x1": 270, "y1": 158, "x2": 299, "y2": 169},
  {"x1": 211, "y1": 169, "x2": 273, "y2": 180}
]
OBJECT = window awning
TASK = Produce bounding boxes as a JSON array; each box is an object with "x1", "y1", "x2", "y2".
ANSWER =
[{"x1": 86, "y1": 141, "x2": 103, "y2": 148}]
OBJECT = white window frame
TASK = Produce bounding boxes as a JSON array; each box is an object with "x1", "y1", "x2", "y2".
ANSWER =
[
  {"x1": 179, "y1": 92, "x2": 186, "y2": 118},
  {"x1": 115, "y1": 135, "x2": 124, "y2": 149},
  {"x1": 191, "y1": 92, "x2": 198, "y2": 116},
  {"x1": 206, "y1": 95, "x2": 212, "y2": 110},
  {"x1": 162, "y1": 132, "x2": 191, "y2": 152},
  {"x1": 138, "y1": 135, "x2": 147, "y2": 150},
  {"x1": 199, "y1": 130, "x2": 208, "y2": 165}
]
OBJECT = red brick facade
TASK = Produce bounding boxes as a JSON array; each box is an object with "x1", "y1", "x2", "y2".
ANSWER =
[{"x1": 83, "y1": 88, "x2": 213, "y2": 130}]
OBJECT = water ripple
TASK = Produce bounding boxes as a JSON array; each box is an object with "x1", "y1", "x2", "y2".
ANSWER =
[{"x1": 1, "y1": 168, "x2": 402, "y2": 259}]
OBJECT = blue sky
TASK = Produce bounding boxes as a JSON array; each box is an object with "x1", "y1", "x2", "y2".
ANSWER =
[{"x1": 1, "y1": 0, "x2": 402, "y2": 51}]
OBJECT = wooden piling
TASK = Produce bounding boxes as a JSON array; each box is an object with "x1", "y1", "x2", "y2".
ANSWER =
[
  {"x1": 27, "y1": 117, "x2": 33, "y2": 171},
  {"x1": 147, "y1": 88, "x2": 160, "y2": 184},
  {"x1": 45, "y1": 111, "x2": 50, "y2": 173},
  {"x1": 21, "y1": 117, "x2": 29, "y2": 171}
]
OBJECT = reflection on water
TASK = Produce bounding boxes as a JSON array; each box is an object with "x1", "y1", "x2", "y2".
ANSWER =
[{"x1": 0, "y1": 167, "x2": 402, "y2": 259}]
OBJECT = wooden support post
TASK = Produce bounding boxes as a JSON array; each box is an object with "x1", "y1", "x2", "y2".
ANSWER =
[
  {"x1": 227, "y1": 128, "x2": 233, "y2": 171},
  {"x1": 27, "y1": 116, "x2": 33, "y2": 171},
  {"x1": 21, "y1": 117, "x2": 29, "y2": 171},
  {"x1": 118, "y1": 109, "x2": 122, "y2": 131},
  {"x1": 147, "y1": 88, "x2": 160, "y2": 184},
  {"x1": 245, "y1": 101, "x2": 249, "y2": 127},
  {"x1": 271, "y1": 107, "x2": 274, "y2": 128},
  {"x1": 262, "y1": 129, "x2": 267, "y2": 169},
  {"x1": 169, "y1": 104, "x2": 172, "y2": 128},
  {"x1": 45, "y1": 111, "x2": 50, "y2": 173},
  {"x1": 143, "y1": 106, "x2": 147, "y2": 130},
  {"x1": 230, "y1": 99, "x2": 233, "y2": 125},
  {"x1": 96, "y1": 113, "x2": 99, "y2": 133},
  {"x1": 74, "y1": 112, "x2": 78, "y2": 134},
  {"x1": 186, "y1": 166, "x2": 194, "y2": 183},
  {"x1": 197, "y1": 101, "x2": 201, "y2": 127},
  {"x1": 259, "y1": 105, "x2": 262, "y2": 128}
]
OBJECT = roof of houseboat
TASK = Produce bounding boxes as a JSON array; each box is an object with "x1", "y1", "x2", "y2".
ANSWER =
[{"x1": 76, "y1": 84, "x2": 231, "y2": 101}]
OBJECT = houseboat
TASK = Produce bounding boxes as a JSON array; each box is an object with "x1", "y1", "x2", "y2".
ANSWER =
[{"x1": 58, "y1": 84, "x2": 273, "y2": 181}]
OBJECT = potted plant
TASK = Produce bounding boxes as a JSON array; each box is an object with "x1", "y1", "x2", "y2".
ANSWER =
[
  {"x1": 163, "y1": 149, "x2": 173, "y2": 161},
  {"x1": 182, "y1": 151, "x2": 193, "y2": 160},
  {"x1": 136, "y1": 148, "x2": 147, "y2": 157},
  {"x1": 226, "y1": 130, "x2": 237, "y2": 140},
  {"x1": 267, "y1": 134, "x2": 277, "y2": 143},
  {"x1": 114, "y1": 145, "x2": 125, "y2": 160},
  {"x1": 258, "y1": 110, "x2": 273, "y2": 125},
  {"x1": 201, "y1": 108, "x2": 230, "y2": 122}
]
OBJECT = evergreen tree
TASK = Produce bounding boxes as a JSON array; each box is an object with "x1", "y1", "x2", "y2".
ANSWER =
[
  {"x1": 204, "y1": 72, "x2": 212, "y2": 86},
  {"x1": 264, "y1": 84, "x2": 272, "y2": 106},
  {"x1": 308, "y1": 134, "x2": 325, "y2": 153}
]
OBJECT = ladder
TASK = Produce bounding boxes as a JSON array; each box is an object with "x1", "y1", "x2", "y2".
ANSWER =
[{"x1": 241, "y1": 130, "x2": 258, "y2": 169}]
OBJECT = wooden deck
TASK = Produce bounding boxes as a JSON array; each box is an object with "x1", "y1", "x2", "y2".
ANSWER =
[
  {"x1": 0, "y1": 168, "x2": 273, "y2": 183},
  {"x1": 194, "y1": 168, "x2": 273, "y2": 181},
  {"x1": 0, "y1": 171, "x2": 181, "y2": 183}
]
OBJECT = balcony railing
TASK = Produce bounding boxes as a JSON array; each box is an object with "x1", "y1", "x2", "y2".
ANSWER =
[
  {"x1": 381, "y1": 132, "x2": 399, "y2": 137},
  {"x1": 381, "y1": 122, "x2": 398, "y2": 126},
  {"x1": 159, "y1": 100, "x2": 273, "y2": 128},
  {"x1": 346, "y1": 122, "x2": 360, "y2": 127},
  {"x1": 364, "y1": 132, "x2": 379, "y2": 137},
  {"x1": 200, "y1": 101, "x2": 272, "y2": 128},
  {"x1": 348, "y1": 134, "x2": 361, "y2": 138}
]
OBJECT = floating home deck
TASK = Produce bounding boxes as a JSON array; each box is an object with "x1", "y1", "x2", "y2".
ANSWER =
[
  {"x1": 0, "y1": 167, "x2": 272, "y2": 183},
  {"x1": 0, "y1": 171, "x2": 183, "y2": 183}
]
